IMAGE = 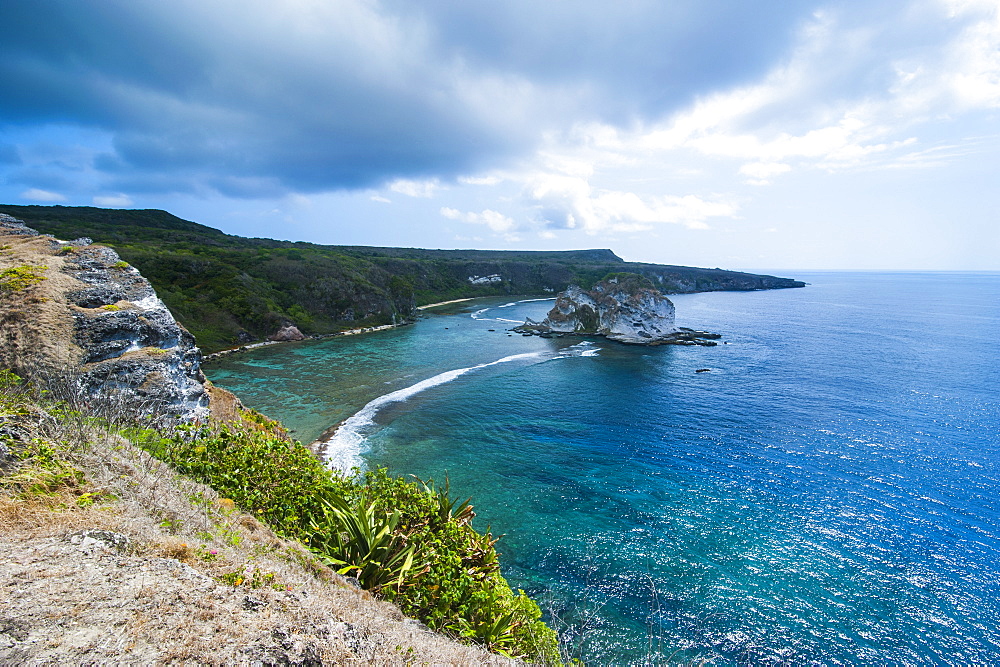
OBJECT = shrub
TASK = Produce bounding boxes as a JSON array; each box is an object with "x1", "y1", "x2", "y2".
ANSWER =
[
  {"x1": 0, "y1": 265, "x2": 47, "y2": 292},
  {"x1": 139, "y1": 417, "x2": 560, "y2": 662}
]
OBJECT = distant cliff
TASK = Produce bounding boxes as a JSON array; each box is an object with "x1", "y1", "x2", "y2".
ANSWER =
[
  {"x1": 0, "y1": 205, "x2": 805, "y2": 352},
  {"x1": 0, "y1": 214, "x2": 209, "y2": 422}
]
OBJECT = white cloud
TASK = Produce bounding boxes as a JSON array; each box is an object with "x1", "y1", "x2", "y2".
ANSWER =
[
  {"x1": 21, "y1": 188, "x2": 65, "y2": 202},
  {"x1": 458, "y1": 175, "x2": 504, "y2": 186},
  {"x1": 940, "y1": 3, "x2": 1000, "y2": 109},
  {"x1": 523, "y1": 173, "x2": 736, "y2": 233},
  {"x1": 540, "y1": 2, "x2": 1000, "y2": 194},
  {"x1": 389, "y1": 179, "x2": 443, "y2": 198},
  {"x1": 440, "y1": 207, "x2": 517, "y2": 234},
  {"x1": 92, "y1": 193, "x2": 133, "y2": 207},
  {"x1": 739, "y1": 161, "x2": 792, "y2": 185},
  {"x1": 370, "y1": 194, "x2": 391, "y2": 203}
]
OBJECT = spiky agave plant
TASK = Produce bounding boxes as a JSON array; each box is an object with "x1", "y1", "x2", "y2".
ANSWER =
[
  {"x1": 309, "y1": 490, "x2": 416, "y2": 593},
  {"x1": 415, "y1": 475, "x2": 475, "y2": 527}
]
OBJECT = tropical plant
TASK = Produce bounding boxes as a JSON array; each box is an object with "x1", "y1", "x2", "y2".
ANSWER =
[
  {"x1": 310, "y1": 491, "x2": 416, "y2": 593},
  {"x1": 133, "y1": 417, "x2": 561, "y2": 662}
]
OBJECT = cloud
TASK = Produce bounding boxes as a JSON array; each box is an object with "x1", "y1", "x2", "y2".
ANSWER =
[
  {"x1": 566, "y1": 1, "x2": 1000, "y2": 184},
  {"x1": 0, "y1": 1, "x2": 541, "y2": 197},
  {"x1": 92, "y1": 193, "x2": 133, "y2": 207},
  {"x1": 440, "y1": 207, "x2": 517, "y2": 234},
  {"x1": 458, "y1": 175, "x2": 504, "y2": 186},
  {"x1": 392, "y1": 0, "x2": 817, "y2": 121},
  {"x1": 523, "y1": 173, "x2": 736, "y2": 233},
  {"x1": 389, "y1": 179, "x2": 442, "y2": 198},
  {"x1": 739, "y1": 161, "x2": 792, "y2": 185},
  {"x1": 0, "y1": 0, "x2": 822, "y2": 199},
  {"x1": 21, "y1": 187, "x2": 65, "y2": 202}
]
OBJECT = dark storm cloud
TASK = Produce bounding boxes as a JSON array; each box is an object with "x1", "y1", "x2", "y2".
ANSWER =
[
  {"x1": 386, "y1": 0, "x2": 819, "y2": 122},
  {"x1": 0, "y1": 0, "x2": 821, "y2": 197}
]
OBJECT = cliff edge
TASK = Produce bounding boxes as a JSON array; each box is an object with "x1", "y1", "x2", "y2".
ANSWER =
[
  {"x1": 0, "y1": 214, "x2": 209, "y2": 422},
  {"x1": 0, "y1": 214, "x2": 517, "y2": 664}
]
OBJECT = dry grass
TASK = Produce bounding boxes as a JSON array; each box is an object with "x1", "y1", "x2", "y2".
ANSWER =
[
  {"x1": 0, "y1": 232, "x2": 86, "y2": 380},
  {"x1": 0, "y1": 391, "x2": 515, "y2": 665},
  {"x1": 0, "y1": 224, "x2": 521, "y2": 664},
  {"x1": 204, "y1": 381, "x2": 245, "y2": 423}
]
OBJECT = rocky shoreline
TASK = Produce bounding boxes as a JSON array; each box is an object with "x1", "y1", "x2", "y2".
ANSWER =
[
  {"x1": 513, "y1": 324, "x2": 722, "y2": 346},
  {"x1": 203, "y1": 321, "x2": 412, "y2": 361}
]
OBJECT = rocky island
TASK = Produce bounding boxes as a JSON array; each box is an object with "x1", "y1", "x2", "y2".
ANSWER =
[{"x1": 515, "y1": 272, "x2": 722, "y2": 346}]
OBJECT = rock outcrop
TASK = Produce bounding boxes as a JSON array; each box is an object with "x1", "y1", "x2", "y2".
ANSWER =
[
  {"x1": 268, "y1": 324, "x2": 306, "y2": 342},
  {"x1": 0, "y1": 216, "x2": 209, "y2": 421},
  {"x1": 517, "y1": 273, "x2": 721, "y2": 346}
]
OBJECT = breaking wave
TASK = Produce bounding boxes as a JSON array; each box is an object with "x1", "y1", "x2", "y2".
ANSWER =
[{"x1": 320, "y1": 352, "x2": 543, "y2": 470}]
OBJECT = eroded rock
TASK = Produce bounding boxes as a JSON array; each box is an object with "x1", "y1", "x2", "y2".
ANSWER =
[
  {"x1": 517, "y1": 273, "x2": 721, "y2": 346},
  {"x1": 0, "y1": 217, "x2": 210, "y2": 422},
  {"x1": 268, "y1": 325, "x2": 306, "y2": 342}
]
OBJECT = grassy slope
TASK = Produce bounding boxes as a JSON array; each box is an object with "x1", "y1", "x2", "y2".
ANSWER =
[
  {"x1": 0, "y1": 375, "x2": 519, "y2": 664},
  {"x1": 0, "y1": 205, "x2": 804, "y2": 352}
]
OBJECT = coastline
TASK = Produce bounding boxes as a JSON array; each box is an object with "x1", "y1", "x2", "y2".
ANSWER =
[
  {"x1": 203, "y1": 322, "x2": 407, "y2": 360},
  {"x1": 416, "y1": 298, "x2": 474, "y2": 310},
  {"x1": 206, "y1": 299, "x2": 481, "y2": 361},
  {"x1": 205, "y1": 298, "x2": 492, "y2": 362}
]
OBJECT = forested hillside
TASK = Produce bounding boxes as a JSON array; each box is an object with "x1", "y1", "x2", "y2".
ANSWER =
[{"x1": 0, "y1": 205, "x2": 804, "y2": 352}]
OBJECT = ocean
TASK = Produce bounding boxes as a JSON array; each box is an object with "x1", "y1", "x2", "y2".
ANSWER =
[{"x1": 204, "y1": 272, "x2": 1000, "y2": 664}]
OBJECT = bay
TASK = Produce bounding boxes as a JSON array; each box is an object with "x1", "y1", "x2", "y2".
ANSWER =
[{"x1": 204, "y1": 272, "x2": 1000, "y2": 664}]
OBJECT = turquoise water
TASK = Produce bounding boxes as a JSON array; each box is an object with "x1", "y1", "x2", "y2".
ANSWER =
[{"x1": 204, "y1": 273, "x2": 1000, "y2": 664}]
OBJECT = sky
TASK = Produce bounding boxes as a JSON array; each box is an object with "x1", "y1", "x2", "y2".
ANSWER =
[{"x1": 1, "y1": 0, "x2": 999, "y2": 271}]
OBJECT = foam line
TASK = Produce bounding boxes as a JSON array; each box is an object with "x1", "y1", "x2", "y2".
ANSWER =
[{"x1": 320, "y1": 352, "x2": 542, "y2": 470}]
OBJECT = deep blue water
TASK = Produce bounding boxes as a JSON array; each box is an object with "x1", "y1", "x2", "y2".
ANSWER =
[{"x1": 204, "y1": 272, "x2": 1000, "y2": 664}]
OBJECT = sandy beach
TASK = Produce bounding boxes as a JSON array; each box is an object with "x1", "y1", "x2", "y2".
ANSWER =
[
  {"x1": 416, "y1": 298, "x2": 473, "y2": 310},
  {"x1": 204, "y1": 323, "x2": 402, "y2": 360}
]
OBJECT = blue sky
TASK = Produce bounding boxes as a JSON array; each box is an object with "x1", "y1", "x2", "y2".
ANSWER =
[{"x1": 1, "y1": 0, "x2": 998, "y2": 270}]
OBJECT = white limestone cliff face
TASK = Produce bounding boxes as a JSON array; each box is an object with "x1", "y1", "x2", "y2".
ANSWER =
[
  {"x1": 537, "y1": 275, "x2": 678, "y2": 343},
  {"x1": 0, "y1": 216, "x2": 209, "y2": 422}
]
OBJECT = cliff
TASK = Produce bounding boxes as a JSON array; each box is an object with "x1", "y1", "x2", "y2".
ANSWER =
[
  {"x1": 520, "y1": 273, "x2": 721, "y2": 346},
  {"x1": 0, "y1": 215, "x2": 208, "y2": 422},
  {"x1": 0, "y1": 205, "x2": 805, "y2": 352},
  {"x1": 0, "y1": 223, "x2": 529, "y2": 663},
  {"x1": 0, "y1": 217, "x2": 554, "y2": 663}
]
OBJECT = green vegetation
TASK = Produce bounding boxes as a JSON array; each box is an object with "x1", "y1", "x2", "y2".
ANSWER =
[
  {"x1": 0, "y1": 204, "x2": 803, "y2": 352},
  {"x1": 138, "y1": 418, "x2": 561, "y2": 661},
  {"x1": 599, "y1": 271, "x2": 657, "y2": 291},
  {"x1": 0, "y1": 370, "x2": 87, "y2": 502},
  {"x1": 0, "y1": 264, "x2": 47, "y2": 292},
  {"x1": 1, "y1": 370, "x2": 560, "y2": 661}
]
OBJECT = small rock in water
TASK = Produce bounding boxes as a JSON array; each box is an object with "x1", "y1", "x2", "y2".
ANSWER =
[{"x1": 696, "y1": 368, "x2": 711, "y2": 373}]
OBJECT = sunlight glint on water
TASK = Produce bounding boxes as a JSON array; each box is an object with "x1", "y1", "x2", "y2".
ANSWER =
[{"x1": 205, "y1": 274, "x2": 1000, "y2": 664}]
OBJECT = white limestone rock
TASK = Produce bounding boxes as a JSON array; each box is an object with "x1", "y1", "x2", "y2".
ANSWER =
[{"x1": 539, "y1": 274, "x2": 677, "y2": 344}]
